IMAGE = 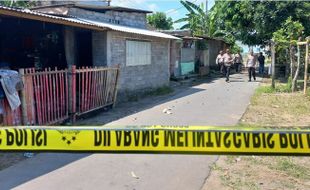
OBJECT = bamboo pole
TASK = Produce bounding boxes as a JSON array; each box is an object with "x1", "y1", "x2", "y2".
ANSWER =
[
  {"x1": 304, "y1": 37, "x2": 309, "y2": 95},
  {"x1": 271, "y1": 40, "x2": 276, "y2": 89}
]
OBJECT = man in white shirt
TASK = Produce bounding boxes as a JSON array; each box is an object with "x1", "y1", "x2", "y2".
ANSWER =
[
  {"x1": 234, "y1": 51, "x2": 243, "y2": 73},
  {"x1": 223, "y1": 49, "x2": 234, "y2": 82},
  {"x1": 246, "y1": 51, "x2": 257, "y2": 81},
  {"x1": 216, "y1": 50, "x2": 224, "y2": 74}
]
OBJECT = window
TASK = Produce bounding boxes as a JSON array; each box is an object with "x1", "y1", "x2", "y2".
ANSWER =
[{"x1": 126, "y1": 40, "x2": 151, "y2": 66}]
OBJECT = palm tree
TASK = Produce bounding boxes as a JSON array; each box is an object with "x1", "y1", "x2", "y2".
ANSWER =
[
  {"x1": 174, "y1": 1, "x2": 207, "y2": 36},
  {"x1": 175, "y1": 0, "x2": 235, "y2": 43}
]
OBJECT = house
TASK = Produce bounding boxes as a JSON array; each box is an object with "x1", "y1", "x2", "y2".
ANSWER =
[
  {"x1": 0, "y1": 3, "x2": 179, "y2": 125},
  {"x1": 31, "y1": 3, "x2": 179, "y2": 97},
  {"x1": 0, "y1": 3, "x2": 179, "y2": 99},
  {"x1": 161, "y1": 30, "x2": 229, "y2": 78}
]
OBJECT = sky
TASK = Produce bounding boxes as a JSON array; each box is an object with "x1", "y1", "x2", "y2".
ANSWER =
[
  {"x1": 111, "y1": 0, "x2": 215, "y2": 29},
  {"x1": 110, "y1": 0, "x2": 254, "y2": 52}
]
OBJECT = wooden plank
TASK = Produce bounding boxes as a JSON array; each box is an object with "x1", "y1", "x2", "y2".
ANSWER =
[
  {"x1": 78, "y1": 71, "x2": 81, "y2": 113},
  {"x1": 88, "y1": 67, "x2": 92, "y2": 111},
  {"x1": 94, "y1": 69, "x2": 99, "y2": 107},
  {"x1": 297, "y1": 42, "x2": 308, "y2": 45},
  {"x1": 112, "y1": 68, "x2": 120, "y2": 107},
  {"x1": 40, "y1": 70, "x2": 46, "y2": 124},
  {"x1": 65, "y1": 70, "x2": 69, "y2": 117},
  {"x1": 72, "y1": 65, "x2": 76, "y2": 122},
  {"x1": 81, "y1": 67, "x2": 85, "y2": 113},
  {"x1": 60, "y1": 71, "x2": 64, "y2": 118},
  {"x1": 52, "y1": 69, "x2": 57, "y2": 122},
  {"x1": 55, "y1": 69, "x2": 60, "y2": 120},
  {"x1": 91, "y1": 70, "x2": 96, "y2": 109},
  {"x1": 304, "y1": 38, "x2": 309, "y2": 94},
  {"x1": 33, "y1": 69, "x2": 41, "y2": 125}
]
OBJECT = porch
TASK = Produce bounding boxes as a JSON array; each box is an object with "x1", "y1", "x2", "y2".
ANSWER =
[{"x1": 0, "y1": 8, "x2": 119, "y2": 126}]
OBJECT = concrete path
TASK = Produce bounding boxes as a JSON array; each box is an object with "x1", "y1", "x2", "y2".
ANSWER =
[{"x1": 0, "y1": 73, "x2": 260, "y2": 190}]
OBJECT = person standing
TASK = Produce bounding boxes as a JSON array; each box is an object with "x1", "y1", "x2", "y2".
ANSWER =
[
  {"x1": 258, "y1": 52, "x2": 265, "y2": 75},
  {"x1": 216, "y1": 50, "x2": 225, "y2": 74},
  {"x1": 234, "y1": 51, "x2": 243, "y2": 73},
  {"x1": 223, "y1": 49, "x2": 234, "y2": 82},
  {"x1": 246, "y1": 51, "x2": 257, "y2": 82}
]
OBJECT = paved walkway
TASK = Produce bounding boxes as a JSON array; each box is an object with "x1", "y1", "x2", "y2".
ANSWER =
[{"x1": 0, "y1": 73, "x2": 260, "y2": 190}]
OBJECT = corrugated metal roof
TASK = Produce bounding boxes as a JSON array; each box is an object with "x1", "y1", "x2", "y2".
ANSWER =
[
  {"x1": 31, "y1": 3, "x2": 152, "y2": 13},
  {"x1": 0, "y1": 5, "x2": 105, "y2": 30},
  {"x1": 78, "y1": 18, "x2": 180, "y2": 40},
  {"x1": 0, "y1": 5, "x2": 179, "y2": 40}
]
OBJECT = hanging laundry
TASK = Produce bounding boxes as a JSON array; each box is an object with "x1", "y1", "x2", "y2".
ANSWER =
[{"x1": 0, "y1": 70, "x2": 24, "y2": 110}]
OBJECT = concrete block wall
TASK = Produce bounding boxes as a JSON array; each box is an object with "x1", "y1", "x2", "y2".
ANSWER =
[
  {"x1": 208, "y1": 40, "x2": 226, "y2": 69},
  {"x1": 181, "y1": 48, "x2": 195, "y2": 62},
  {"x1": 68, "y1": 8, "x2": 147, "y2": 29},
  {"x1": 106, "y1": 31, "x2": 170, "y2": 96}
]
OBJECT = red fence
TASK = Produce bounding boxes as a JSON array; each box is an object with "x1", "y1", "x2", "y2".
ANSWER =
[
  {"x1": 1, "y1": 99, "x2": 22, "y2": 126},
  {"x1": 2, "y1": 66, "x2": 119, "y2": 126},
  {"x1": 23, "y1": 68, "x2": 69, "y2": 125},
  {"x1": 76, "y1": 67, "x2": 119, "y2": 115}
]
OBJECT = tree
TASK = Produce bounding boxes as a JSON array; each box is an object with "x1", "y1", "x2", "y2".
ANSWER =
[
  {"x1": 147, "y1": 12, "x2": 174, "y2": 30},
  {"x1": 273, "y1": 17, "x2": 305, "y2": 92},
  {"x1": 212, "y1": 1, "x2": 310, "y2": 46},
  {"x1": 174, "y1": 0, "x2": 207, "y2": 36},
  {"x1": 175, "y1": 0, "x2": 234, "y2": 45}
]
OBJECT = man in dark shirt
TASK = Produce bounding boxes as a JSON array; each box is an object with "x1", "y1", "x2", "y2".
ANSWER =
[{"x1": 258, "y1": 52, "x2": 265, "y2": 75}]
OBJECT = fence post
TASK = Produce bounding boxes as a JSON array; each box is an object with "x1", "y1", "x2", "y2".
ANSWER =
[
  {"x1": 304, "y1": 37, "x2": 309, "y2": 95},
  {"x1": 112, "y1": 65, "x2": 120, "y2": 108},
  {"x1": 19, "y1": 68, "x2": 28, "y2": 125},
  {"x1": 68, "y1": 65, "x2": 76, "y2": 124},
  {"x1": 271, "y1": 40, "x2": 276, "y2": 89}
]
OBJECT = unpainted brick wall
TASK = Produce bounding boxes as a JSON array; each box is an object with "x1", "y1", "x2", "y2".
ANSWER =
[
  {"x1": 105, "y1": 31, "x2": 170, "y2": 96},
  {"x1": 68, "y1": 8, "x2": 147, "y2": 29}
]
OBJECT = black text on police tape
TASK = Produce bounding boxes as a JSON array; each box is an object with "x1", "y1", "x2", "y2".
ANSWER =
[
  {"x1": 94, "y1": 130, "x2": 310, "y2": 149},
  {"x1": 1, "y1": 129, "x2": 47, "y2": 147}
]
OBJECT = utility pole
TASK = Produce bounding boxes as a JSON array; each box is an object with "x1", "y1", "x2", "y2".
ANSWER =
[{"x1": 205, "y1": 0, "x2": 208, "y2": 14}]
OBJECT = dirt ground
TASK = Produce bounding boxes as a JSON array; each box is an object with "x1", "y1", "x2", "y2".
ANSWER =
[
  {"x1": 204, "y1": 83, "x2": 310, "y2": 190},
  {"x1": 0, "y1": 153, "x2": 27, "y2": 171}
]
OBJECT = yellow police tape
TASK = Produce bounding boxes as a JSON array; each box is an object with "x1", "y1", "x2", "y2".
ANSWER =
[{"x1": 0, "y1": 126, "x2": 309, "y2": 155}]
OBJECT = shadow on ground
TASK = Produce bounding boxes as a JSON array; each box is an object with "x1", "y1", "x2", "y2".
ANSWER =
[{"x1": 76, "y1": 70, "x2": 236, "y2": 125}]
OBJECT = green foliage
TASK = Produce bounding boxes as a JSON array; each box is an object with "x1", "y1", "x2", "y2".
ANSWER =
[
  {"x1": 0, "y1": 0, "x2": 35, "y2": 8},
  {"x1": 286, "y1": 76, "x2": 293, "y2": 91},
  {"x1": 230, "y1": 43, "x2": 242, "y2": 54},
  {"x1": 272, "y1": 17, "x2": 304, "y2": 51},
  {"x1": 147, "y1": 12, "x2": 174, "y2": 30},
  {"x1": 175, "y1": 0, "x2": 235, "y2": 45},
  {"x1": 255, "y1": 84, "x2": 292, "y2": 96},
  {"x1": 270, "y1": 157, "x2": 310, "y2": 180},
  {"x1": 175, "y1": 0, "x2": 207, "y2": 36},
  {"x1": 211, "y1": 1, "x2": 310, "y2": 46}
]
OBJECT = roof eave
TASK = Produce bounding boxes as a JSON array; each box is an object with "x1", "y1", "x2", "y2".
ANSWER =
[{"x1": 0, "y1": 8, "x2": 107, "y2": 31}]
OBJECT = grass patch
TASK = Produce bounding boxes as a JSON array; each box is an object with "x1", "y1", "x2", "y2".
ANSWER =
[
  {"x1": 208, "y1": 78, "x2": 310, "y2": 190},
  {"x1": 254, "y1": 83, "x2": 291, "y2": 96},
  {"x1": 269, "y1": 157, "x2": 310, "y2": 180},
  {"x1": 307, "y1": 88, "x2": 310, "y2": 98}
]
